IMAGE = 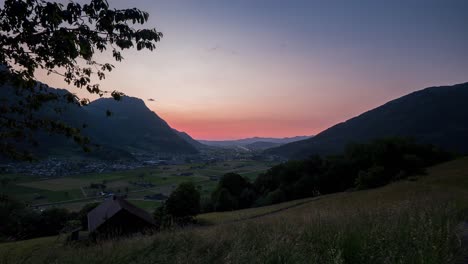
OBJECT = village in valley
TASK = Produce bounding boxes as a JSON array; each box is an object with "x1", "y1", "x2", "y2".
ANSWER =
[{"x1": 0, "y1": 152, "x2": 276, "y2": 213}]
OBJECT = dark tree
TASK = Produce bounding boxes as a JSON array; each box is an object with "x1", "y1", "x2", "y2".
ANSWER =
[
  {"x1": 0, "y1": 0, "x2": 162, "y2": 159},
  {"x1": 217, "y1": 173, "x2": 251, "y2": 197},
  {"x1": 165, "y1": 182, "x2": 200, "y2": 218},
  {"x1": 211, "y1": 173, "x2": 256, "y2": 211},
  {"x1": 212, "y1": 188, "x2": 238, "y2": 211}
]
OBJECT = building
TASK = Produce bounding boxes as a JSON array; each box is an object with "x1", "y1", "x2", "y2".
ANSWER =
[{"x1": 87, "y1": 196, "x2": 156, "y2": 238}]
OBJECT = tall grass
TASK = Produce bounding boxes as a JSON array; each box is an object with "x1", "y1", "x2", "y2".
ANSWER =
[
  {"x1": 0, "y1": 200, "x2": 462, "y2": 264},
  {"x1": 2, "y1": 158, "x2": 467, "y2": 264}
]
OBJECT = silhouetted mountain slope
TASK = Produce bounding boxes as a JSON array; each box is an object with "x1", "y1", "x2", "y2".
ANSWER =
[
  {"x1": 267, "y1": 82, "x2": 468, "y2": 158},
  {"x1": 0, "y1": 83, "x2": 198, "y2": 159},
  {"x1": 173, "y1": 130, "x2": 208, "y2": 150},
  {"x1": 83, "y1": 97, "x2": 198, "y2": 154}
]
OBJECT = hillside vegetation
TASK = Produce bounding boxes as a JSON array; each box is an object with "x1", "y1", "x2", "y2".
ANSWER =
[{"x1": 1, "y1": 157, "x2": 467, "y2": 264}]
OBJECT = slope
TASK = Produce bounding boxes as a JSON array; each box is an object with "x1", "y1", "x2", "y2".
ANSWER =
[
  {"x1": 267, "y1": 82, "x2": 468, "y2": 158},
  {"x1": 173, "y1": 130, "x2": 208, "y2": 150},
  {"x1": 2, "y1": 157, "x2": 467, "y2": 263},
  {"x1": 83, "y1": 97, "x2": 198, "y2": 155}
]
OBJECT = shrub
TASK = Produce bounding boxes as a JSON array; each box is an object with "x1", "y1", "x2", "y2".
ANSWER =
[{"x1": 355, "y1": 166, "x2": 389, "y2": 189}]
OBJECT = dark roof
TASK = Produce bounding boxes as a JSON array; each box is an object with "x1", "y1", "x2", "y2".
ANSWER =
[{"x1": 87, "y1": 196, "x2": 156, "y2": 233}]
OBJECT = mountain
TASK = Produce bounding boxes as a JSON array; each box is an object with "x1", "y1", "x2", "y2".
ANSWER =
[
  {"x1": 82, "y1": 97, "x2": 198, "y2": 155},
  {"x1": 173, "y1": 130, "x2": 208, "y2": 150},
  {"x1": 267, "y1": 82, "x2": 468, "y2": 158},
  {"x1": 0, "y1": 83, "x2": 198, "y2": 159},
  {"x1": 244, "y1": 141, "x2": 282, "y2": 151},
  {"x1": 199, "y1": 136, "x2": 310, "y2": 149}
]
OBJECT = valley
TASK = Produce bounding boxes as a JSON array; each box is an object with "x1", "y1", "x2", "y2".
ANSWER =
[{"x1": 0, "y1": 160, "x2": 275, "y2": 213}]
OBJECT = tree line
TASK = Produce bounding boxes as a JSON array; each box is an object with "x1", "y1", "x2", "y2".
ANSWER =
[{"x1": 205, "y1": 137, "x2": 453, "y2": 211}]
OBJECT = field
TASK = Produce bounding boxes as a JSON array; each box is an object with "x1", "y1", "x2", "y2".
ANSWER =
[
  {"x1": 1, "y1": 157, "x2": 467, "y2": 263},
  {"x1": 0, "y1": 160, "x2": 274, "y2": 212}
]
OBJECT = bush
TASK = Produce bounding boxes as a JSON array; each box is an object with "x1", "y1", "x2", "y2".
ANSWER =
[
  {"x1": 355, "y1": 166, "x2": 389, "y2": 189},
  {"x1": 266, "y1": 188, "x2": 286, "y2": 204},
  {"x1": 0, "y1": 196, "x2": 76, "y2": 241}
]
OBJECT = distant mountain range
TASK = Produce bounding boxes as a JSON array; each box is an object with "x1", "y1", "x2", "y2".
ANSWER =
[
  {"x1": 267, "y1": 82, "x2": 468, "y2": 158},
  {"x1": 244, "y1": 141, "x2": 283, "y2": 151},
  {"x1": 199, "y1": 136, "x2": 311, "y2": 150}
]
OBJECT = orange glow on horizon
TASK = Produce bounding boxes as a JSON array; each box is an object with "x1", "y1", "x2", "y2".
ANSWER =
[{"x1": 155, "y1": 109, "x2": 319, "y2": 140}]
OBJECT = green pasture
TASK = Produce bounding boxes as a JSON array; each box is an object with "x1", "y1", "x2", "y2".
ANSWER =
[{"x1": 0, "y1": 160, "x2": 272, "y2": 212}]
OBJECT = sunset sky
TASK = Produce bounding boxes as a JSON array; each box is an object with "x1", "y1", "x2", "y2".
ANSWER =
[{"x1": 38, "y1": 0, "x2": 468, "y2": 140}]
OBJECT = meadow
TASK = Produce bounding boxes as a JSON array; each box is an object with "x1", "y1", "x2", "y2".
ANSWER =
[
  {"x1": 0, "y1": 160, "x2": 273, "y2": 212},
  {"x1": 1, "y1": 157, "x2": 467, "y2": 264}
]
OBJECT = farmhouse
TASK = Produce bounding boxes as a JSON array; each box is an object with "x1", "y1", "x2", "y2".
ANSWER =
[{"x1": 87, "y1": 196, "x2": 156, "y2": 237}]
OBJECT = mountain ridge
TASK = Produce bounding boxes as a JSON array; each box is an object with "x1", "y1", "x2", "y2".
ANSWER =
[
  {"x1": 0, "y1": 84, "x2": 199, "y2": 159},
  {"x1": 266, "y1": 82, "x2": 468, "y2": 158},
  {"x1": 199, "y1": 136, "x2": 311, "y2": 148}
]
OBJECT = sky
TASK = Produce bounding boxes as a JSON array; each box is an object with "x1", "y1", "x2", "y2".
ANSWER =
[{"x1": 36, "y1": 0, "x2": 468, "y2": 140}]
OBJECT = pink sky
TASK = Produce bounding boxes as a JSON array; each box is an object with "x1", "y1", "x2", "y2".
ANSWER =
[{"x1": 35, "y1": 0, "x2": 468, "y2": 140}]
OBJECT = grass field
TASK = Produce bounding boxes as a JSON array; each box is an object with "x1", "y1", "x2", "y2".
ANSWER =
[
  {"x1": 1, "y1": 157, "x2": 467, "y2": 264},
  {"x1": 0, "y1": 160, "x2": 272, "y2": 212},
  {"x1": 18, "y1": 178, "x2": 89, "y2": 191},
  {"x1": 197, "y1": 197, "x2": 318, "y2": 225}
]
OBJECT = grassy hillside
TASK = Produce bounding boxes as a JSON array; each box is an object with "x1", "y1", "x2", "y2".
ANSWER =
[{"x1": 1, "y1": 157, "x2": 467, "y2": 264}]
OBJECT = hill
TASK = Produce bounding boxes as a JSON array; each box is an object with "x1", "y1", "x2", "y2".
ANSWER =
[
  {"x1": 267, "y1": 82, "x2": 468, "y2": 158},
  {"x1": 1, "y1": 157, "x2": 467, "y2": 263}
]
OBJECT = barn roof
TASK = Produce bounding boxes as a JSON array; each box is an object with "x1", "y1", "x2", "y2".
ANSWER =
[{"x1": 87, "y1": 196, "x2": 156, "y2": 233}]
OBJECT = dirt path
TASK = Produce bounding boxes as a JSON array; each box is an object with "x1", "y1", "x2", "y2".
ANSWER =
[
  {"x1": 243, "y1": 197, "x2": 321, "y2": 221},
  {"x1": 212, "y1": 196, "x2": 321, "y2": 227}
]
